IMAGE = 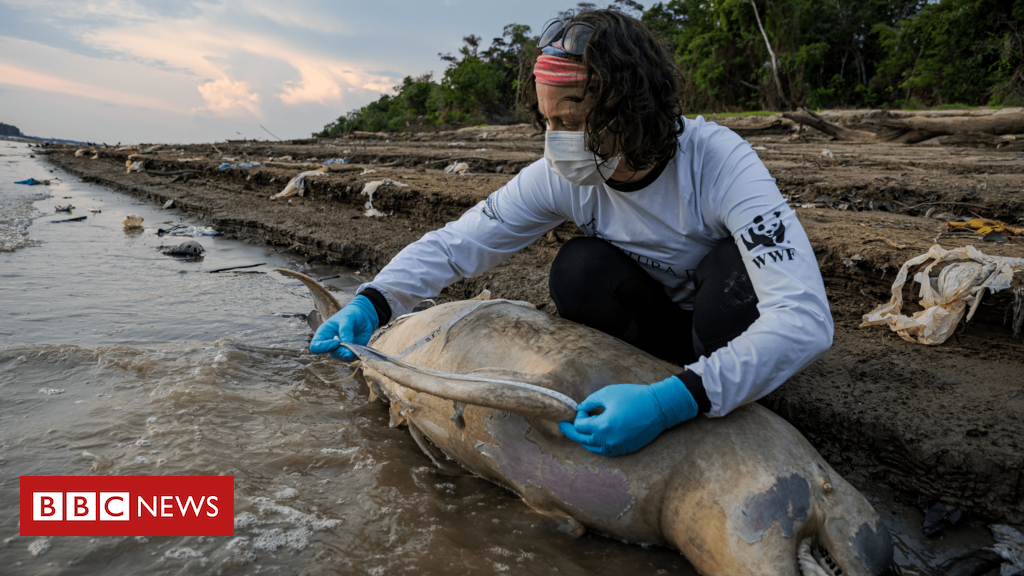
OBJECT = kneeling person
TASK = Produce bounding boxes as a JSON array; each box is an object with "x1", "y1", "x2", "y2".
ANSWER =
[{"x1": 310, "y1": 9, "x2": 833, "y2": 457}]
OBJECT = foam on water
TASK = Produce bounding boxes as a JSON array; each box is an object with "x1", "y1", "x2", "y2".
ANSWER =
[
  {"x1": 164, "y1": 546, "x2": 208, "y2": 565},
  {"x1": 26, "y1": 539, "x2": 50, "y2": 556},
  {"x1": 274, "y1": 487, "x2": 298, "y2": 500}
]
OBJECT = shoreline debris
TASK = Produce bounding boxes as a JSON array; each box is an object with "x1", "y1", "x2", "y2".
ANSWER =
[
  {"x1": 861, "y1": 244, "x2": 1024, "y2": 344},
  {"x1": 218, "y1": 162, "x2": 264, "y2": 170},
  {"x1": 122, "y1": 214, "x2": 144, "y2": 229},
  {"x1": 157, "y1": 225, "x2": 222, "y2": 237},
  {"x1": 444, "y1": 162, "x2": 469, "y2": 175},
  {"x1": 162, "y1": 240, "x2": 205, "y2": 257},
  {"x1": 361, "y1": 179, "x2": 407, "y2": 217},
  {"x1": 270, "y1": 170, "x2": 323, "y2": 200},
  {"x1": 207, "y1": 263, "x2": 265, "y2": 273}
]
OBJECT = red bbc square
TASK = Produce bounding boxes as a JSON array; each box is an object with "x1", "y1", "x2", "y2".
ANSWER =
[{"x1": 20, "y1": 476, "x2": 234, "y2": 537}]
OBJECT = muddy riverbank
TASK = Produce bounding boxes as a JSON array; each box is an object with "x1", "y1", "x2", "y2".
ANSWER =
[{"x1": 40, "y1": 123, "x2": 1024, "y2": 526}]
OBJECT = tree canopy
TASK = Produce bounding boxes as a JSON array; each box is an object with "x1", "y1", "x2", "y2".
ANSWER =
[{"x1": 315, "y1": 0, "x2": 1024, "y2": 136}]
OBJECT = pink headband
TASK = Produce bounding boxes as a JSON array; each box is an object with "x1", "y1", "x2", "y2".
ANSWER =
[{"x1": 533, "y1": 54, "x2": 587, "y2": 86}]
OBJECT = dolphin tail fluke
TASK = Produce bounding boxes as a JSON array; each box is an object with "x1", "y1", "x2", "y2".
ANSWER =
[{"x1": 275, "y1": 268, "x2": 342, "y2": 324}]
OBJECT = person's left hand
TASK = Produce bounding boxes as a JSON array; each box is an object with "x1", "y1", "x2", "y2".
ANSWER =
[{"x1": 558, "y1": 376, "x2": 698, "y2": 456}]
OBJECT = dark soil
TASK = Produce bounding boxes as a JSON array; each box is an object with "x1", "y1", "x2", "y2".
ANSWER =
[{"x1": 41, "y1": 121, "x2": 1024, "y2": 523}]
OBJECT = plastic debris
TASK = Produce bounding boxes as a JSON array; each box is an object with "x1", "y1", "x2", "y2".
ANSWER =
[
  {"x1": 139, "y1": 146, "x2": 161, "y2": 154},
  {"x1": 89, "y1": 208, "x2": 101, "y2": 213},
  {"x1": 444, "y1": 162, "x2": 469, "y2": 175},
  {"x1": 157, "y1": 225, "x2": 222, "y2": 237},
  {"x1": 861, "y1": 245, "x2": 1024, "y2": 345},
  {"x1": 822, "y1": 149, "x2": 834, "y2": 158},
  {"x1": 74, "y1": 149, "x2": 89, "y2": 157},
  {"x1": 321, "y1": 158, "x2": 349, "y2": 165},
  {"x1": 946, "y1": 218, "x2": 1023, "y2": 238},
  {"x1": 122, "y1": 215, "x2": 144, "y2": 229},
  {"x1": 361, "y1": 179, "x2": 407, "y2": 217},
  {"x1": 14, "y1": 178, "x2": 45, "y2": 185},
  {"x1": 126, "y1": 161, "x2": 145, "y2": 173},
  {"x1": 162, "y1": 240, "x2": 204, "y2": 257},
  {"x1": 116, "y1": 146, "x2": 134, "y2": 151},
  {"x1": 163, "y1": 199, "x2": 175, "y2": 210},
  {"x1": 218, "y1": 162, "x2": 264, "y2": 170},
  {"x1": 54, "y1": 205, "x2": 73, "y2": 212},
  {"x1": 922, "y1": 502, "x2": 964, "y2": 537},
  {"x1": 270, "y1": 170, "x2": 323, "y2": 200},
  {"x1": 989, "y1": 524, "x2": 1024, "y2": 576}
]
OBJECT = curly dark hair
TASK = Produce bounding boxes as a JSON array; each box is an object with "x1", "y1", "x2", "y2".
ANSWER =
[{"x1": 523, "y1": 9, "x2": 684, "y2": 171}]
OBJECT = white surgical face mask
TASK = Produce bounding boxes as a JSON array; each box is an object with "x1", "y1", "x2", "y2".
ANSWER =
[{"x1": 544, "y1": 131, "x2": 620, "y2": 186}]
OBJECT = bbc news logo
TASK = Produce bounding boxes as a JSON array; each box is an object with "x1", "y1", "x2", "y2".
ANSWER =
[{"x1": 21, "y1": 476, "x2": 234, "y2": 536}]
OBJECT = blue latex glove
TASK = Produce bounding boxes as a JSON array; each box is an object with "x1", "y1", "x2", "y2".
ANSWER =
[
  {"x1": 309, "y1": 295, "x2": 379, "y2": 361},
  {"x1": 558, "y1": 375, "x2": 698, "y2": 456}
]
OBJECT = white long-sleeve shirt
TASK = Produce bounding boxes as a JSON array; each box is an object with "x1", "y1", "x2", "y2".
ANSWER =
[{"x1": 359, "y1": 116, "x2": 833, "y2": 417}]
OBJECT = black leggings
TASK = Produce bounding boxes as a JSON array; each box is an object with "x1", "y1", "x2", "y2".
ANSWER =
[{"x1": 549, "y1": 236, "x2": 760, "y2": 368}]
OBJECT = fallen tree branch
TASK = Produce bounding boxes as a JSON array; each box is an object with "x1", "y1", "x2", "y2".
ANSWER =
[
  {"x1": 897, "y1": 200, "x2": 991, "y2": 212},
  {"x1": 863, "y1": 237, "x2": 908, "y2": 249},
  {"x1": 145, "y1": 169, "x2": 203, "y2": 177},
  {"x1": 782, "y1": 109, "x2": 879, "y2": 141},
  {"x1": 881, "y1": 112, "x2": 1024, "y2": 139},
  {"x1": 207, "y1": 263, "x2": 266, "y2": 273}
]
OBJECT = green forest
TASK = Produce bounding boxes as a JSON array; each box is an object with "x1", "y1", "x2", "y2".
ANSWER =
[{"x1": 314, "y1": 0, "x2": 1024, "y2": 136}]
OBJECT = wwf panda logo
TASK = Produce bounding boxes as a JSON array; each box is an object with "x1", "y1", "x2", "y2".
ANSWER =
[{"x1": 741, "y1": 211, "x2": 786, "y2": 251}]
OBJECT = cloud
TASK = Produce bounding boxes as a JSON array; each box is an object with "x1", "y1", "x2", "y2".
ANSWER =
[
  {"x1": 0, "y1": 61, "x2": 181, "y2": 113},
  {"x1": 278, "y1": 66, "x2": 342, "y2": 105},
  {"x1": 195, "y1": 77, "x2": 260, "y2": 116},
  {"x1": 72, "y1": 4, "x2": 404, "y2": 110}
]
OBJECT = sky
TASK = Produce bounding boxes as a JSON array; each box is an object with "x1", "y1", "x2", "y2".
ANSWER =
[{"x1": 0, "y1": 0, "x2": 584, "y2": 144}]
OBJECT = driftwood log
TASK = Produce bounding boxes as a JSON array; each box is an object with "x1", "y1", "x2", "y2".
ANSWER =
[{"x1": 782, "y1": 108, "x2": 1024, "y2": 146}]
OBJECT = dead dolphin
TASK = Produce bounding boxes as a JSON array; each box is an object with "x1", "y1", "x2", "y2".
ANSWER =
[
  {"x1": 162, "y1": 240, "x2": 205, "y2": 257},
  {"x1": 279, "y1": 268, "x2": 893, "y2": 576}
]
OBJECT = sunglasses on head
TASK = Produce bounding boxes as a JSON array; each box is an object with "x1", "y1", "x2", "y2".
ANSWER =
[{"x1": 539, "y1": 17, "x2": 596, "y2": 56}]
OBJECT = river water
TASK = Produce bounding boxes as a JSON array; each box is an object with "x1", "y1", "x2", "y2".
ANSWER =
[{"x1": 0, "y1": 142, "x2": 999, "y2": 575}]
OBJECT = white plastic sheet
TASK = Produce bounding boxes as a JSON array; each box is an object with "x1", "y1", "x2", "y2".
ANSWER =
[
  {"x1": 861, "y1": 244, "x2": 1024, "y2": 344},
  {"x1": 361, "y1": 179, "x2": 406, "y2": 217},
  {"x1": 270, "y1": 170, "x2": 323, "y2": 199}
]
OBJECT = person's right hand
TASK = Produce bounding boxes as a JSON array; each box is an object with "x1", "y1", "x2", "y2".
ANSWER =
[{"x1": 309, "y1": 295, "x2": 379, "y2": 361}]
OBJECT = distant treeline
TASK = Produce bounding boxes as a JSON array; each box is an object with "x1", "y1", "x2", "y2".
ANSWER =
[
  {"x1": 315, "y1": 0, "x2": 1024, "y2": 136},
  {"x1": 0, "y1": 122, "x2": 23, "y2": 137}
]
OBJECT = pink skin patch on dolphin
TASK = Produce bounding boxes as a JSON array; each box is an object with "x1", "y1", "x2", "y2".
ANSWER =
[
  {"x1": 476, "y1": 412, "x2": 635, "y2": 519},
  {"x1": 731, "y1": 473, "x2": 811, "y2": 543}
]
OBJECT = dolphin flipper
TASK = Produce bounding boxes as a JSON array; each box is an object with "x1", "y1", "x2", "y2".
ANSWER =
[{"x1": 276, "y1": 268, "x2": 342, "y2": 322}]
